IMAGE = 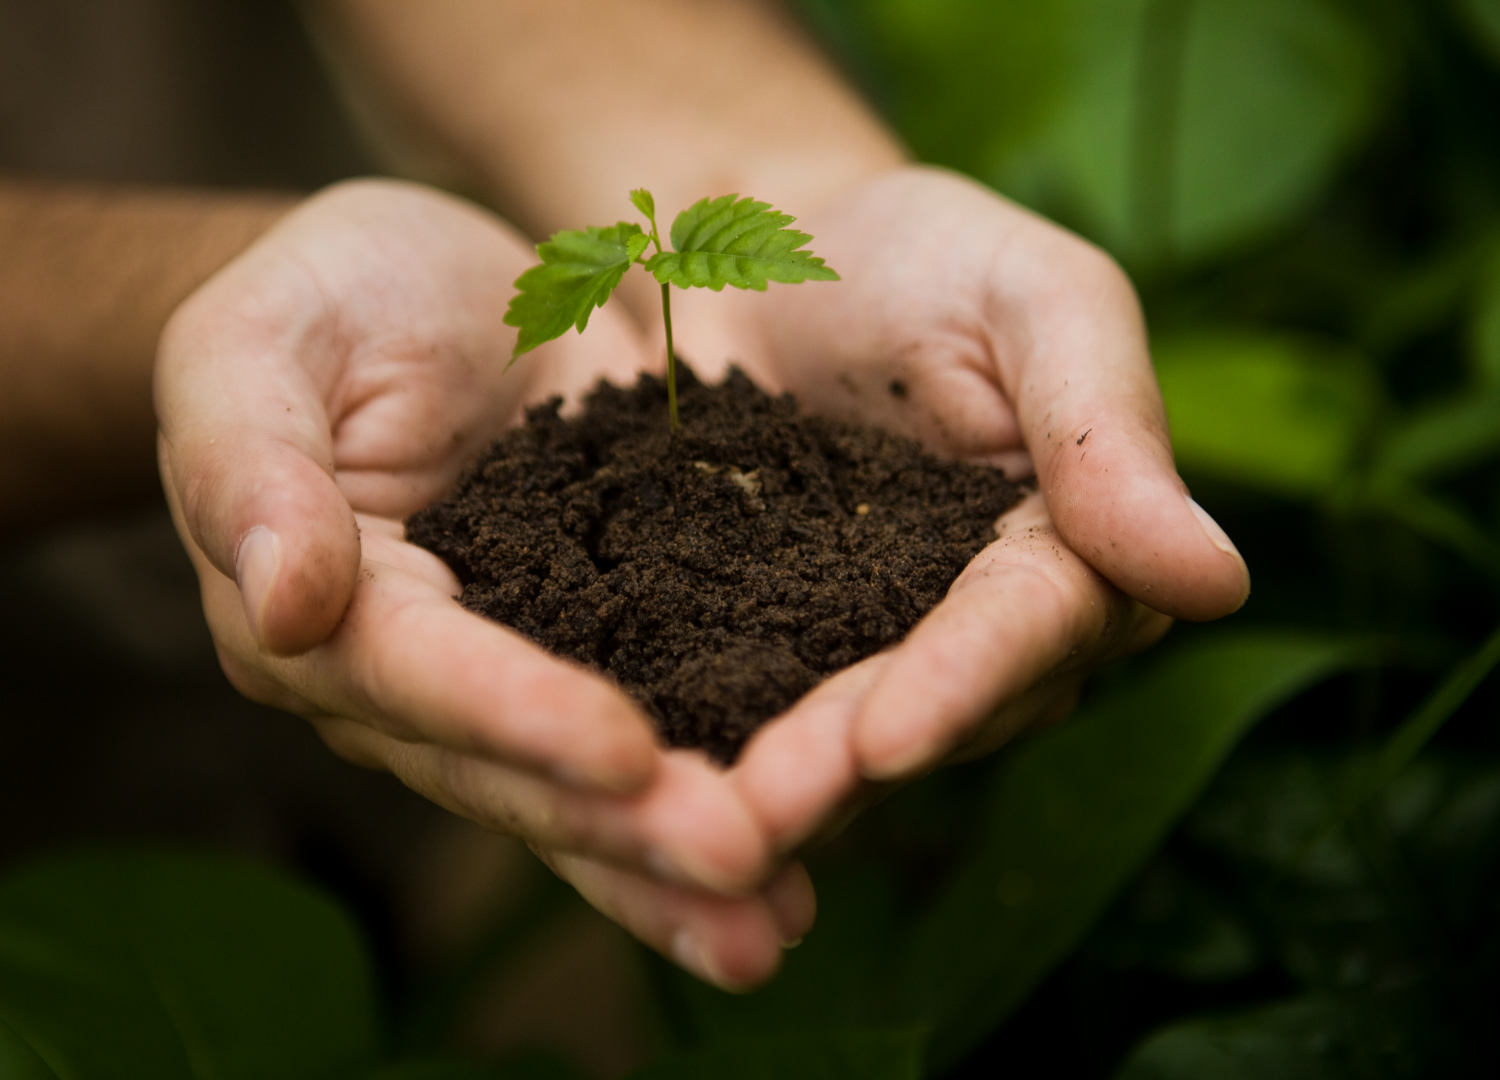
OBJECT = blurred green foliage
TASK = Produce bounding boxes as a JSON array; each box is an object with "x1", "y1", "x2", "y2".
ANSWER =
[
  {"x1": 5, "y1": 0, "x2": 1500, "y2": 1076},
  {"x1": 0, "y1": 850, "x2": 380, "y2": 1079}
]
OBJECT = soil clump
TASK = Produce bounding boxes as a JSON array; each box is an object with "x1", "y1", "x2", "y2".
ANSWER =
[{"x1": 407, "y1": 366, "x2": 1022, "y2": 764}]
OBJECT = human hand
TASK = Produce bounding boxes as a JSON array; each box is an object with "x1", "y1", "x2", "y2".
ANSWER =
[
  {"x1": 155, "y1": 179, "x2": 811, "y2": 988},
  {"x1": 659, "y1": 165, "x2": 1251, "y2": 855}
]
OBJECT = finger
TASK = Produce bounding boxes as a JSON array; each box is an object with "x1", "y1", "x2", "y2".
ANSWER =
[
  {"x1": 731, "y1": 654, "x2": 890, "y2": 854},
  {"x1": 984, "y1": 197, "x2": 1251, "y2": 620},
  {"x1": 731, "y1": 166, "x2": 1250, "y2": 620},
  {"x1": 762, "y1": 861, "x2": 817, "y2": 946},
  {"x1": 539, "y1": 849, "x2": 813, "y2": 990},
  {"x1": 852, "y1": 492, "x2": 1150, "y2": 780},
  {"x1": 937, "y1": 677, "x2": 1086, "y2": 765},
  {"x1": 314, "y1": 724, "x2": 771, "y2": 893},
  {"x1": 156, "y1": 246, "x2": 360, "y2": 656},
  {"x1": 197, "y1": 531, "x2": 661, "y2": 794}
]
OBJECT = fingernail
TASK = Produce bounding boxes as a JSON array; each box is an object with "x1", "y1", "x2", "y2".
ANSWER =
[
  {"x1": 765, "y1": 861, "x2": 817, "y2": 946},
  {"x1": 554, "y1": 749, "x2": 655, "y2": 796},
  {"x1": 671, "y1": 927, "x2": 731, "y2": 989},
  {"x1": 1186, "y1": 497, "x2": 1242, "y2": 561},
  {"x1": 648, "y1": 847, "x2": 743, "y2": 895},
  {"x1": 646, "y1": 848, "x2": 683, "y2": 884},
  {"x1": 235, "y1": 526, "x2": 281, "y2": 644},
  {"x1": 859, "y1": 728, "x2": 939, "y2": 782}
]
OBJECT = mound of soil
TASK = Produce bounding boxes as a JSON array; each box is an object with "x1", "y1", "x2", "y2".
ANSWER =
[{"x1": 407, "y1": 366, "x2": 1022, "y2": 764}]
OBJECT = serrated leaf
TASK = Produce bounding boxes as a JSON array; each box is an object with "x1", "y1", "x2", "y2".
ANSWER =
[
  {"x1": 503, "y1": 223, "x2": 649, "y2": 360},
  {"x1": 629, "y1": 188, "x2": 656, "y2": 221},
  {"x1": 646, "y1": 195, "x2": 839, "y2": 291}
]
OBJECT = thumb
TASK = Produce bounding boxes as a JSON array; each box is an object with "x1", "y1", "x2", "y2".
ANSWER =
[
  {"x1": 1006, "y1": 243, "x2": 1250, "y2": 621},
  {"x1": 157, "y1": 280, "x2": 360, "y2": 656}
]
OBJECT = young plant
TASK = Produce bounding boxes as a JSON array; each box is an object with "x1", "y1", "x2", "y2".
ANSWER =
[{"x1": 503, "y1": 189, "x2": 838, "y2": 429}]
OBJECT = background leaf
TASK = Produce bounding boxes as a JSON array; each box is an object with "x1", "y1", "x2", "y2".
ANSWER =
[
  {"x1": 0, "y1": 848, "x2": 379, "y2": 1080},
  {"x1": 1454, "y1": 0, "x2": 1500, "y2": 67},
  {"x1": 1153, "y1": 334, "x2": 1381, "y2": 498},
  {"x1": 1370, "y1": 391, "x2": 1500, "y2": 483},
  {"x1": 897, "y1": 631, "x2": 1360, "y2": 1071},
  {"x1": 653, "y1": 632, "x2": 1358, "y2": 1075},
  {"x1": 809, "y1": 0, "x2": 1383, "y2": 268},
  {"x1": 1469, "y1": 241, "x2": 1500, "y2": 385},
  {"x1": 369, "y1": 1054, "x2": 583, "y2": 1080},
  {"x1": 808, "y1": 0, "x2": 1072, "y2": 179},
  {"x1": 0, "y1": 1016, "x2": 55, "y2": 1080},
  {"x1": 1113, "y1": 994, "x2": 1421, "y2": 1080},
  {"x1": 647, "y1": 195, "x2": 838, "y2": 292},
  {"x1": 1292, "y1": 620, "x2": 1500, "y2": 868},
  {"x1": 632, "y1": 1030, "x2": 923, "y2": 1080},
  {"x1": 503, "y1": 223, "x2": 649, "y2": 357}
]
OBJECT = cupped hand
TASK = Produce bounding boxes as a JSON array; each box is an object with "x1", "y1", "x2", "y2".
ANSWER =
[
  {"x1": 155, "y1": 179, "x2": 809, "y2": 988},
  {"x1": 660, "y1": 165, "x2": 1251, "y2": 855}
]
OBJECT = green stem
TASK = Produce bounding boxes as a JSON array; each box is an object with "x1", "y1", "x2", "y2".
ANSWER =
[{"x1": 661, "y1": 281, "x2": 678, "y2": 431}]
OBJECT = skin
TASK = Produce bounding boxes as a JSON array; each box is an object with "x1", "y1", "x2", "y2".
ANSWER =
[
  {"x1": 274, "y1": 0, "x2": 1245, "y2": 983},
  {"x1": 157, "y1": 167, "x2": 1247, "y2": 989},
  {"x1": 156, "y1": 181, "x2": 813, "y2": 988},
  {"x1": 0, "y1": 1, "x2": 1252, "y2": 990},
  {"x1": 0, "y1": 180, "x2": 293, "y2": 534}
]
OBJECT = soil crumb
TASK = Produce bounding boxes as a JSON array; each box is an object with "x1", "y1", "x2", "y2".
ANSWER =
[{"x1": 407, "y1": 366, "x2": 1022, "y2": 764}]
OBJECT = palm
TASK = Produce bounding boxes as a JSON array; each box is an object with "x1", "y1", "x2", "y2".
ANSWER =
[
  {"x1": 158, "y1": 181, "x2": 810, "y2": 990},
  {"x1": 661, "y1": 168, "x2": 1239, "y2": 857}
]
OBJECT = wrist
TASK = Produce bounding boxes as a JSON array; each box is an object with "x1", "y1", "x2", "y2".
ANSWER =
[{"x1": 0, "y1": 181, "x2": 298, "y2": 533}]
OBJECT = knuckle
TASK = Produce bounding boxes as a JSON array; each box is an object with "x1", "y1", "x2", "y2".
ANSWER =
[
  {"x1": 214, "y1": 643, "x2": 299, "y2": 710},
  {"x1": 439, "y1": 751, "x2": 526, "y2": 837}
]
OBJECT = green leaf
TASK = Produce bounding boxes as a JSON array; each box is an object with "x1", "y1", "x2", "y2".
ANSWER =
[
  {"x1": 1469, "y1": 240, "x2": 1500, "y2": 385},
  {"x1": 836, "y1": 0, "x2": 1383, "y2": 267},
  {"x1": 1453, "y1": 0, "x2": 1500, "y2": 69},
  {"x1": 650, "y1": 632, "x2": 1359, "y2": 1069},
  {"x1": 629, "y1": 188, "x2": 656, "y2": 222},
  {"x1": 503, "y1": 223, "x2": 650, "y2": 359},
  {"x1": 1358, "y1": 480, "x2": 1500, "y2": 587},
  {"x1": 806, "y1": 0, "x2": 1070, "y2": 181},
  {"x1": 1160, "y1": 0, "x2": 1383, "y2": 263},
  {"x1": 370, "y1": 1054, "x2": 582, "y2": 1080},
  {"x1": 898, "y1": 631, "x2": 1362, "y2": 1071},
  {"x1": 1114, "y1": 994, "x2": 1414, "y2": 1080},
  {"x1": 1290, "y1": 620, "x2": 1500, "y2": 870},
  {"x1": 1087, "y1": 857, "x2": 1262, "y2": 983},
  {"x1": 0, "y1": 1015, "x2": 55, "y2": 1080},
  {"x1": 1369, "y1": 389, "x2": 1500, "y2": 483},
  {"x1": 631, "y1": 1030, "x2": 924, "y2": 1080},
  {"x1": 0, "y1": 848, "x2": 379, "y2": 1080},
  {"x1": 646, "y1": 195, "x2": 839, "y2": 291},
  {"x1": 1153, "y1": 333, "x2": 1381, "y2": 499}
]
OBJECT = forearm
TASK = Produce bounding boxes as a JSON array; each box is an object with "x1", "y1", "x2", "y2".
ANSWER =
[
  {"x1": 311, "y1": 0, "x2": 908, "y2": 241},
  {"x1": 0, "y1": 181, "x2": 295, "y2": 533}
]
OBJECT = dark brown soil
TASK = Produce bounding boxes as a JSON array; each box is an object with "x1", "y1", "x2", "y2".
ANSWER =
[{"x1": 407, "y1": 366, "x2": 1022, "y2": 764}]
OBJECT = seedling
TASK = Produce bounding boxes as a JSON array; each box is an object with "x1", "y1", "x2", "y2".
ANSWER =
[{"x1": 503, "y1": 189, "x2": 838, "y2": 429}]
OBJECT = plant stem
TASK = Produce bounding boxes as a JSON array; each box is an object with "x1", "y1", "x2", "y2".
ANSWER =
[{"x1": 661, "y1": 281, "x2": 679, "y2": 431}]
